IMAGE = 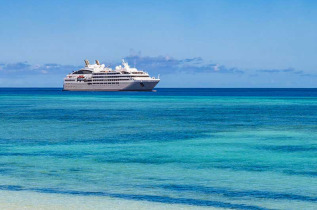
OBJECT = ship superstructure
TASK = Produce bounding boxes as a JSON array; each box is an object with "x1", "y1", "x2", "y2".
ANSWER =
[{"x1": 63, "y1": 59, "x2": 160, "y2": 91}]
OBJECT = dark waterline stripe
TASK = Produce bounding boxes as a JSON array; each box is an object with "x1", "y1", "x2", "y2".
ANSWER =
[{"x1": 0, "y1": 185, "x2": 270, "y2": 210}]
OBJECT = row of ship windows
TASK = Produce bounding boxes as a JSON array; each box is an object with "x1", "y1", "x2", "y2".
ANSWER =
[
  {"x1": 92, "y1": 75, "x2": 148, "y2": 78},
  {"x1": 130, "y1": 72, "x2": 145, "y2": 74},
  {"x1": 90, "y1": 82, "x2": 119, "y2": 85},
  {"x1": 93, "y1": 73, "x2": 146, "y2": 75},
  {"x1": 92, "y1": 79, "x2": 129, "y2": 81},
  {"x1": 65, "y1": 79, "x2": 129, "y2": 81},
  {"x1": 93, "y1": 73, "x2": 120, "y2": 75},
  {"x1": 93, "y1": 76, "x2": 127, "y2": 78}
]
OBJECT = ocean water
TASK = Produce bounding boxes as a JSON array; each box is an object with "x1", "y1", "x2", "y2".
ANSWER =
[{"x1": 0, "y1": 88, "x2": 316, "y2": 210}]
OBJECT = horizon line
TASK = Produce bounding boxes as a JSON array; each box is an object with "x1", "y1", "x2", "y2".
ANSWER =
[{"x1": 0, "y1": 87, "x2": 316, "y2": 89}]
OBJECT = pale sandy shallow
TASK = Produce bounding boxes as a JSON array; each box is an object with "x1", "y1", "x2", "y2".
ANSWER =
[{"x1": 0, "y1": 190, "x2": 226, "y2": 210}]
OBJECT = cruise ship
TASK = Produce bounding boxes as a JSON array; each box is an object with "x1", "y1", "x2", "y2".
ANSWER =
[{"x1": 63, "y1": 59, "x2": 160, "y2": 91}]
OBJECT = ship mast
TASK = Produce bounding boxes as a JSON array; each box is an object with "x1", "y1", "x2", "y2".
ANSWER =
[{"x1": 84, "y1": 59, "x2": 90, "y2": 67}]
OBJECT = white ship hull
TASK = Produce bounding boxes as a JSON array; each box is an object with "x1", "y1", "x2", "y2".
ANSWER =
[
  {"x1": 63, "y1": 59, "x2": 160, "y2": 92},
  {"x1": 63, "y1": 80, "x2": 159, "y2": 91}
]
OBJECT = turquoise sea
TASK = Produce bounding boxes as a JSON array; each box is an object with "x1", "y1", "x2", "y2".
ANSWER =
[{"x1": 0, "y1": 88, "x2": 316, "y2": 210}]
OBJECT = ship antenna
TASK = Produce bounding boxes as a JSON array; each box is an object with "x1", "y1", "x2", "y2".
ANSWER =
[{"x1": 84, "y1": 59, "x2": 90, "y2": 67}]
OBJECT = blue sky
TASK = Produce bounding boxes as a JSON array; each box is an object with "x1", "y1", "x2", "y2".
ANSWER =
[{"x1": 0, "y1": 0, "x2": 316, "y2": 87}]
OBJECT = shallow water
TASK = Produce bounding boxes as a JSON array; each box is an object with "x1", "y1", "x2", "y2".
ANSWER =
[{"x1": 0, "y1": 88, "x2": 316, "y2": 210}]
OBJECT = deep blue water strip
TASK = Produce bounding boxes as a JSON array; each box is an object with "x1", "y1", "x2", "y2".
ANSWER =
[
  {"x1": 158, "y1": 184, "x2": 317, "y2": 202},
  {"x1": 0, "y1": 88, "x2": 317, "y2": 97}
]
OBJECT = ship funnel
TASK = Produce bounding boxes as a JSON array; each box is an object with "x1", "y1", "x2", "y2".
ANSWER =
[
  {"x1": 95, "y1": 60, "x2": 100, "y2": 65},
  {"x1": 84, "y1": 59, "x2": 90, "y2": 66}
]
